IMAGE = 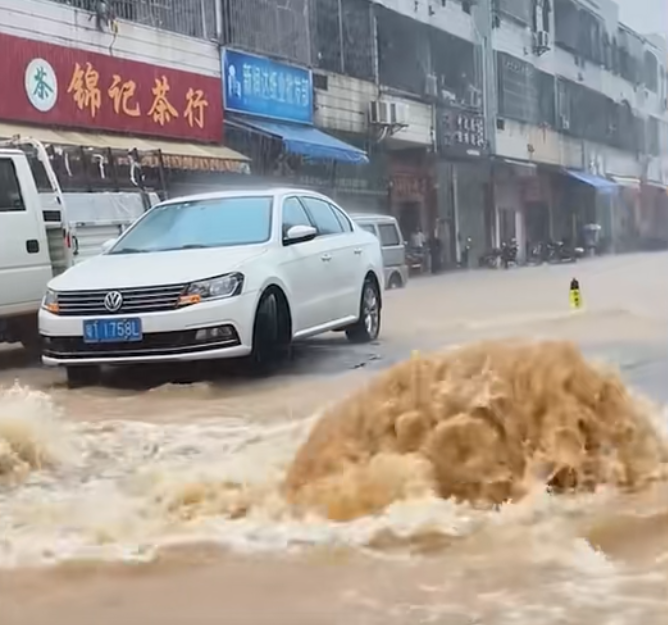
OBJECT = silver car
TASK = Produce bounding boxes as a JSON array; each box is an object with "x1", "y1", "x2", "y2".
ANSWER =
[{"x1": 351, "y1": 213, "x2": 409, "y2": 289}]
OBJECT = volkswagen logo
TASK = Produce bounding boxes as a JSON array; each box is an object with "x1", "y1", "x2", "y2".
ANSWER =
[{"x1": 104, "y1": 291, "x2": 123, "y2": 313}]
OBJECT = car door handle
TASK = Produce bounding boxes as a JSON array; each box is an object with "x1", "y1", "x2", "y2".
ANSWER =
[
  {"x1": 26, "y1": 239, "x2": 40, "y2": 254},
  {"x1": 354, "y1": 248, "x2": 362, "y2": 255},
  {"x1": 321, "y1": 253, "x2": 332, "y2": 262}
]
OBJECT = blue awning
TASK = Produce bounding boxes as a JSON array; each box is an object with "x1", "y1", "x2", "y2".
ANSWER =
[
  {"x1": 565, "y1": 169, "x2": 618, "y2": 191},
  {"x1": 228, "y1": 116, "x2": 369, "y2": 165}
]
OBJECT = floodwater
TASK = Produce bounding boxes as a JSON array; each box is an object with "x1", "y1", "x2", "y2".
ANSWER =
[{"x1": 2, "y1": 253, "x2": 668, "y2": 625}]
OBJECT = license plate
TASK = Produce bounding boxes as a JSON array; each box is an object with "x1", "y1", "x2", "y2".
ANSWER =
[{"x1": 83, "y1": 318, "x2": 142, "y2": 343}]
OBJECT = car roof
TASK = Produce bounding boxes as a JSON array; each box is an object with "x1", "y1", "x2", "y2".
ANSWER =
[
  {"x1": 349, "y1": 212, "x2": 397, "y2": 223},
  {"x1": 156, "y1": 187, "x2": 337, "y2": 207}
]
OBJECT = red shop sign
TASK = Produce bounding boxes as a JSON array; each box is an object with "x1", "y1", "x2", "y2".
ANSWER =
[
  {"x1": 0, "y1": 32, "x2": 222, "y2": 142},
  {"x1": 392, "y1": 173, "x2": 426, "y2": 202}
]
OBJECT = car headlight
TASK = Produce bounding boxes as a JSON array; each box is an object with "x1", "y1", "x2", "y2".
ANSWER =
[
  {"x1": 42, "y1": 289, "x2": 59, "y2": 314},
  {"x1": 178, "y1": 272, "x2": 244, "y2": 307}
]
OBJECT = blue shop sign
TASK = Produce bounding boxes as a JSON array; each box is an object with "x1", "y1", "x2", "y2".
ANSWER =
[{"x1": 222, "y1": 49, "x2": 313, "y2": 125}]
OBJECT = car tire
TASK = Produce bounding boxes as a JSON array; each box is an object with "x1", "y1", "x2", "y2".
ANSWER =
[
  {"x1": 249, "y1": 289, "x2": 291, "y2": 375},
  {"x1": 345, "y1": 277, "x2": 381, "y2": 343},
  {"x1": 388, "y1": 272, "x2": 403, "y2": 289},
  {"x1": 66, "y1": 365, "x2": 101, "y2": 389}
]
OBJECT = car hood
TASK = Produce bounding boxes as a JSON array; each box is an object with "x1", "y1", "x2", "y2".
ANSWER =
[{"x1": 50, "y1": 246, "x2": 269, "y2": 291}]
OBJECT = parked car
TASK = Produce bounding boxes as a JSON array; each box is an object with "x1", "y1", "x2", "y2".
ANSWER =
[
  {"x1": 350, "y1": 213, "x2": 408, "y2": 289},
  {"x1": 39, "y1": 189, "x2": 385, "y2": 387},
  {"x1": 0, "y1": 138, "x2": 153, "y2": 351}
]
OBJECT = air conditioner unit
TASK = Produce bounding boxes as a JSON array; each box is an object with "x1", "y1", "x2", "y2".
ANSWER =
[
  {"x1": 369, "y1": 100, "x2": 406, "y2": 126},
  {"x1": 468, "y1": 88, "x2": 482, "y2": 109},
  {"x1": 534, "y1": 30, "x2": 549, "y2": 52},
  {"x1": 425, "y1": 73, "x2": 438, "y2": 98},
  {"x1": 369, "y1": 101, "x2": 390, "y2": 125},
  {"x1": 395, "y1": 102, "x2": 410, "y2": 126}
]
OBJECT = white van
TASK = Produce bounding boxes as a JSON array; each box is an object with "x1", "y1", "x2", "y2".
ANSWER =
[
  {"x1": 0, "y1": 138, "x2": 151, "y2": 349},
  {"x1": 351, "y1": 213, "x2": 408, "y2": 289}
]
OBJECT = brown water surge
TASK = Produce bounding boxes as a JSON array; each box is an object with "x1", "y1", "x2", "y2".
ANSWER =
[{"x1": 285, "y1": 340, "x2": 668, "y2": 520}]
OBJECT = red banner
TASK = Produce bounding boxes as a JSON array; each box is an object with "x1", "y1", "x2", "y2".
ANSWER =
[{"x1": 0, "y1": 32, "x2": 222, "y2": 142}]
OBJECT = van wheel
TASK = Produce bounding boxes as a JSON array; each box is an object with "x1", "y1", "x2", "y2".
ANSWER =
[
  {"x1": 388, "y1": 273, "x2": 403, "y2": 289},
  {"x1": 66, "y1": 365, "x2": 101, "y2": 389},
  {"x1": 249, "y1": 290, "x2": 291, "y2": 374},
  {"x1": 346, "y1": 278, "x2": 381, "y2": 343}
]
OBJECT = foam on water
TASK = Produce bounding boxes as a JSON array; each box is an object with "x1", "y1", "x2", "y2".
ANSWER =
[{"x1": 1, "y1": 340, "x2": 668, "y2": 590}]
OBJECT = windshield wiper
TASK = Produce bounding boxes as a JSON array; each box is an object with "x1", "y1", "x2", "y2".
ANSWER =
[
  {"x1": 159, "y1": 244, "x2": 210, "y2": 251},
  {"x1": 110, "y1": 247, "x2": 145, "y2": 254}
]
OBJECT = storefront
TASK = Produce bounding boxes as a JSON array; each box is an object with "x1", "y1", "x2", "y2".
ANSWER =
[
  {"x1": 561, "y1": 170, "x2": 619, "y2": 252},
  {"x1": 221, "y1": 48, "x2": 368, "y2": 177},
  {"x1": 0, "y1": 32, "x2": 249, "y2": 197},
  {"x1": 435, "y1": 104, "x2": 491, "y2": 266},
  {"x1": 388, "y1": 150, "x2": 431, "y2": 238}
]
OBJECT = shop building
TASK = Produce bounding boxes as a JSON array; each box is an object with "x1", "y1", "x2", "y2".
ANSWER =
[
  {"x1": 220, "y1": 47, "x2": 372, "y2": 198},
  {"x1": 0, "y1": 24, "x2": 248, "y2": 199}
]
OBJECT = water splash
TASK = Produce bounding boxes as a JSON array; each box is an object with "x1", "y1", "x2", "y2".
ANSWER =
[{"x1": 1, "y1": 341, "x2": 668, "y2": 571}]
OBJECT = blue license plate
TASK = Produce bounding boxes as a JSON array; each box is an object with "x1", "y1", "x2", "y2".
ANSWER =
[{"x1": 83, "y1": 318, "x2": 142, "y2": 343}]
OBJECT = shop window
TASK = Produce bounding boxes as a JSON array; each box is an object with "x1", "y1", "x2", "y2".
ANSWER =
[
  {"x1": 376, "y1": 6, "x2": 429, "y2": 95},
  {"x1": 430, "y1": 28, "x2": 479, "y2": 105},
  {"x1": 644, "y1": 51, "x2": 659, "y2": 92},
  {"x1": 55, "y1": 0, "x2": 217, "y2": 40},
  {"x1": 498, "y1": 0, "x2": 532, "y2": 25},
  {"x1": 648, "y1": 117, "x2": 660, "y2": 156},
  {"x1": 221, "y1": 0, "x2": 310, "y2": 65},
  {"x1": 0, "y1": 160, "x2": 25, "y2": 212},
  {"x1": 497, "y1": 52, "x2": 539, "y2": 124}
]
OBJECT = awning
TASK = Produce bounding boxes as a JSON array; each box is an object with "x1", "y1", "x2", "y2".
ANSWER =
[
  {"x1": 565, "y1": 169, "x2": 618, "y2": 191},
  {"x1": 228, "y1": 115, "x2": 369, "y2": 165},
  {"x1": 0, "y1": 122, "x2": 250, "y2": 173},
  {"x1": 609, "y1": 175, "x2": 640, "y2": 189}
]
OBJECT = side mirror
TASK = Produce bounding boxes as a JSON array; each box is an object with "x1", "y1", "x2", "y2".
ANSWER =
[
  {"x1": 283, "y1": 224, "x2": 317, "y2": 246},
  {"x1": 101, "y1": 238, "x2": 117, "y2": 254}
]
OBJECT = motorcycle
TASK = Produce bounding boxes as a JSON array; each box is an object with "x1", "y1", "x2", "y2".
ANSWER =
[
  {"x1": 546, "y1": 239, "x2": 583, "y2": 264},
  {"x1": 500, "y1": 238, "x2": 518, "y2": 269},
  {"x1": 406, "y1": 245, "x2": 427, "y2": 274},
  {"x1": 478, "y1": 247, "x2": 501, "y2": 268}
]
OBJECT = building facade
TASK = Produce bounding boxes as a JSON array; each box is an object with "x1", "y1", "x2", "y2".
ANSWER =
[{"x1": 1, "y1": 0, "x2": 666, "y2": 260}]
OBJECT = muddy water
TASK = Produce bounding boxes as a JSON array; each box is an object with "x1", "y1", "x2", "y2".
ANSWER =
[{"x1": 2, "y1": 255, "x2": 668, "y2": 625}]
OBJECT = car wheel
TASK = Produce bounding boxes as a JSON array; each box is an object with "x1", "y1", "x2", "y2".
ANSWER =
[
  {"x1": 345, "y1": 277, "x2": 381, "y2": 343},
  {"x1": 249, "y1": 290, "x2": 291, "y2": 374},
  {"x1": 66, "y1": 365, "x2": 101, "y2": 389},
  {"x1": 388, "y1": 272, "x2": 403, "y2": 289}
]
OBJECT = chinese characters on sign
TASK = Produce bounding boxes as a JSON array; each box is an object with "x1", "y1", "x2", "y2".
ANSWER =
[
  {"x1": 392, "y1": 174, "x2": 426, "y2": 202},
  {"x1": 66, "y1": 63, "x2": 207, "y2": 128},
  {"x1": 222, "y1": 49, "x2": 313, "y2": 124},
  {"x1": 1, "y1": 31, "x2": 223, "y2": 142},
  {"x1": 25, "y1": 58, "x2": 58, "y2": 113},
  {"x1": 437, "y1": 108, "x2": 486, "y2": 153}
]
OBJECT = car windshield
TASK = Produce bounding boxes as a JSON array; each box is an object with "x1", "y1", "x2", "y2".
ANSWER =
[{"x1": 110, "y1": 196, "x2": 273, "y2": 254}]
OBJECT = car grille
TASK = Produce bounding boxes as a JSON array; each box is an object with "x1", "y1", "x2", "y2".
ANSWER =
[
  {"x1": 42, "y1": 326, "x2": 241, "y2": 359},
  {"x1": 57, "y1": 284, "x2": 187, "y2": 316}
]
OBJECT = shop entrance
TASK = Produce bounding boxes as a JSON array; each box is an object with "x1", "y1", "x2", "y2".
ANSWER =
[{"x1": 398, "y1": 202, "x2": 422, "y2": 242}]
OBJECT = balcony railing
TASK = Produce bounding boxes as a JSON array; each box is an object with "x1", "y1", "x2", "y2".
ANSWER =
[{"x1": 52, "y1": 0, "x2": 217, "y2": 40}]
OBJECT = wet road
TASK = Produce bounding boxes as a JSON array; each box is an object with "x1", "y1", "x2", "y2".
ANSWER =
[{"x1": 1, "y1": 251, "x2": 668, "y2": 625}]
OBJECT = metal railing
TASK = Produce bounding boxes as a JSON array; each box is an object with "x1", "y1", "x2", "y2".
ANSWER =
[{"x1": 52, "y1": 0, "x2": 217, "y2": 40}]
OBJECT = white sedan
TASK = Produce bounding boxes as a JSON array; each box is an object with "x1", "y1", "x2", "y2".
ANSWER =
[{"x1": 39, "y1": 188, "x2": 385, "y2": 387}]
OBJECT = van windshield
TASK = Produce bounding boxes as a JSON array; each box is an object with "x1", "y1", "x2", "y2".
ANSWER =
[{"x1": 110, "y1": 196, "x2": 273, "y2": 254}]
